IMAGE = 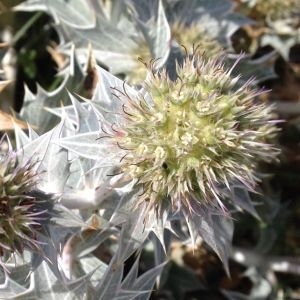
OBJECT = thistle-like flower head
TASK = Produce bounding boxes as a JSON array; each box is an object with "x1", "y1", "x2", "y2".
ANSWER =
[
  {"x1": 171, "y1": 21, "x2": 222, "y2": 57},
  {"x1": 248, "y1": 0, "x2": 300, "y2": 20},
  {"x1": 0, "y1": 142, "x2": 53, "y2": 258},
  {"x1": 110, "y1": 51, "x2": 278, "y2": 216}
]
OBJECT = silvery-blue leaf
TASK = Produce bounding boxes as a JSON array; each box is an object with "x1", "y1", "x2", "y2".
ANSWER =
[
  {"x1": 20, "y1": 47, "x2": 85, "y2": 132},
  {"x1": 14, "y1": 0, "x2": 46, "y2": 12},
  {"x1": 120, "y1": 253, "x2": 140, "y2": 290},
  {"x1": 222, "y1": 290, "x2": 251, "y2": 300},
  {"x1": 147, "y1": 0, "x2": 171, "y2": 67},
  {"x1": 78, "y1": 256, "x2": 108, "y2": 287},
  {"x1": 15, "y1": 127, "x2": 53, "y2": 164},
  {"x1": 27, "y1": 125, "x2": 40, "y2": 140},
  {"x1": 48, "y1": 0, "x2": 96, "y2": 29},
  {"x1": 108, "y1": 0, "x2": 128, "y2": 25},
  {"x1": 0, "y1": 276, "x2": 28, "y2": 298},
  {"x1": 165, "y1": 0, "x2": 233, "y2": 25},
  {"x1": 61, "y1": 16, "x2": 137, "y2": 52},
  {"x1": 129, "y1": 0, "x2": 159, "y2": 22},
  {"x1": 15, "y1": 0, "x2": 96, "y2": 29},
  {"x1": 117, "y1": 260, "x2": 166, "y2": 300},
  {"x1": 33, "y1": 231, "x2": 66, "y2": 282},
  {"x1": 151, "y1": 231, "x2": 169, "y2": 267},
  {"x1": 74, "y1": 49, "x2": 138, "y2": 75},
  {"x1": 116, "y1": 203, "x2": 151, "y2": 262},
  {"x1": 31, "y1": 261, "x2": 69, "y2": 299},
  {"x1": 185, "y1": 210, "x2": 233, "y2": 274},
  {"x1": 67, "y1": 92, "x2": 100, "y2": 133},
  {"x1": 74, "y1": 228, "x2": 117, "y2": 258},
  {"x1": 232, "y1": 188, "x2": 259, "y2": 219},
  {"x1": 1, "y1": 262, "x2": 31, "y2": 289},
  {"x1": 147, "y1": 209, "x2": 171, "y2": 253},
  {"x1": 42, "y1": 147, "x2": 70, "y2": 193},
  {"x1": 94, "y1": 254, "x2": 123, "y2": 300},
  {"x1": 92, "y1": 66, "x2": 138, "y2": 116},
  {"x1": 46, "y1": 102, "x2": 89, "y2": 127},
  {"x1": 14, "y1": 123, "x2": 31, "y2": 149},
  {"x1": 51, "y1": 205, "x2": 87, "y2": 228},
  {"x1": 130, "y1": 262, "x2": 166, "y2": 300},
  {"x1": 54, "y1": 131, "x2": 117, "y2": 161}
]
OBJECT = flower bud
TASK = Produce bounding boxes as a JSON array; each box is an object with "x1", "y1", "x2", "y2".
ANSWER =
[{"x1": 0, "y1": 145, "x2": 53, "y2": 259}]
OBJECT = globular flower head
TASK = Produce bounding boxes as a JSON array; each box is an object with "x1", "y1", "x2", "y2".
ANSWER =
[
  {"x1": 171, "y1": 21, "x2": 222, "y2": 57},
  {"x1": 247, "y1": 0, "x2": 300, "y2": 20},
  {"x1": 108, "y1": 51, "x2": 279, "y2": 218},
  {"x1": 0, "y1": 142, "x2": 53, "y2": 258}
]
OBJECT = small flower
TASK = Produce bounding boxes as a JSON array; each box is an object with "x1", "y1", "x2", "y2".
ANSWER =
[
  {"x1": 108, "y1": 51, "x2": 279, "y2": 216},
  {"x1": 0, "y1": 143, "x2": 53, "y2": 259},
  {"x1": 171, "y1": 21, "x2": 222, "y2": 57},
  {"x1": 246, "y1": 0, "x2": 300, "y2": 20}
]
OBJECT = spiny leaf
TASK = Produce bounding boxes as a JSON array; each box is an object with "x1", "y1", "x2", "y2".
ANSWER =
[
  {"x1": 185, "y1": 210, "x2": 233, "y2": 274},
  {"x1": 54, "y1": 131, "x2": 117, "y2": 161},
  {"x1": 20, "y1": 46, "x2": 85, "y2": 133},
  {"x1": 15, "y1": 0, "x2": 96, "y2": 28}
]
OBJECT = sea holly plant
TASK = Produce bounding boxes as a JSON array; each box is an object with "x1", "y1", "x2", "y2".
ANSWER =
[
  {"x1": 15, "y1": 0, "x2": 275, "y2": 138},
  {"x1": 16, "y1": 0, "x2": 172, "y2": 85},
  {"x1": 163, "y1": 0, "x2": 277, "y2": 84},
  {"x1": 0, "y1": 1, "x2": 285, "y2": 299},
  {"x1": 0, "y1": 120, "x2": 166, "y2": 299},
  {"x1": 16, "y1": 0, "x2": 272, "y2": 88},
  {"x1": 51, "y1": 50, "x2": 279, "y2": 273}
]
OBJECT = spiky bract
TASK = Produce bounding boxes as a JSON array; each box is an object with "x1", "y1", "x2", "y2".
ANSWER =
[
  {"x1": 111, "y1": 51, "x2": 278, "y2": 216},
  {"x1": 0, "y1": 148, "x2": 53, "y2": 258}
]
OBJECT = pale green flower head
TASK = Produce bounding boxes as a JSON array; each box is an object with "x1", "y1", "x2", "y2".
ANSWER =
[
  {"x1": 243, "y1": 0, "x2": 300, "y2": 20},
  {"x1": 109, "y1": 50, "x2": 279, "y2": 216},
  {"x1": 171, "y1": 21, "x2": 223, "y2": 57}
]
